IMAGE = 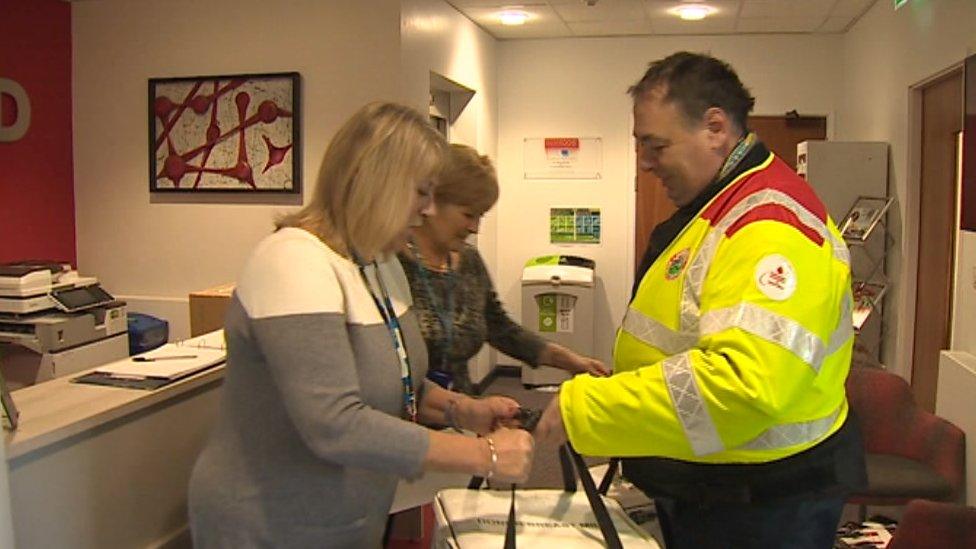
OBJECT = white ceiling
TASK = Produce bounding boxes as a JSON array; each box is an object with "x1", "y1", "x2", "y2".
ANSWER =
[{"x1": 444, "y1": 0, "x2": 879, "y2": 39}]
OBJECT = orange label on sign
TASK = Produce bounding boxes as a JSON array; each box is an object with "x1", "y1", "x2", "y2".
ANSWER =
[{"x1": 544, "y1": 138, "x2": 579, "y2": 150}]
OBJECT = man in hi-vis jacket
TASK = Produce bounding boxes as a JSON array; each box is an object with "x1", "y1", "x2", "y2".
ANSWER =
[{"x1": 537, "y1": 52, "x2": 866, "y2": 548}]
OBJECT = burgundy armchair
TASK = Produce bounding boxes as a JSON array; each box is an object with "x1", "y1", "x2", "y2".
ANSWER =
[
  {"x1": 844, "y1": 366, "x2": 966, "y2": 515},
  {"x1": 886, "y1": 499, "x2": 976, "y2": 549}
]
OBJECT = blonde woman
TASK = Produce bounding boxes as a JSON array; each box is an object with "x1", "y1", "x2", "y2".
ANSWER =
[
  {"x1": 400, "y1": 144, "x2": 609, "y2": 394},
  {"x1": 188, "y1": 103, "x2": 533, "y2": 548}
]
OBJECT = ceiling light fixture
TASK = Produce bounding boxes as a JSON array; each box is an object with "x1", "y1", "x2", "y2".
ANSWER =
[
  {"x1": 668, "y1": 4, "x2": 717, "y2": 21},
  {"x1": 498, "y1": 9, "x2": 529, "y2": 26}
]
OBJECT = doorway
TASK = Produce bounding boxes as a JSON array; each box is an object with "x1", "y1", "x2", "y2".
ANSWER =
[
  {"x1": 911, "y1": 69, "x2": 963, "y2": 412},
  {"x1": 633, "y1": 115, "x2": 827, "y2": 271}
]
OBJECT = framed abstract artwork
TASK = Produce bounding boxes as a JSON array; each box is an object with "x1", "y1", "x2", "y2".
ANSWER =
[{"x1": 149, "y1": 71, "x2": 301, "y2": 193}]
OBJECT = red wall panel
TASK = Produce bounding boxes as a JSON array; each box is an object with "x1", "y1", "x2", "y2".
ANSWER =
[{"x1": 0, "y1": 0, "x2": 75, "y2": 266}]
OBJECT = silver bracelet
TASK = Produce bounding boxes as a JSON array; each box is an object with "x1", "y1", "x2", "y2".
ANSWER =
[
  {"x1": 445, "y1": 399, "x2": 463, "y2": 432},
  {"x1": 484, "y1": 436, "x2": 498, "y2": 480}
]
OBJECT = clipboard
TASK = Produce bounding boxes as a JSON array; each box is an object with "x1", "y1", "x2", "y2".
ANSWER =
[
  {"x1": 71, "y1": 338, "x2": 225, "y2": 391},
  {"x1": 72, "y1": 370, "x2": 205, "y2": 391}
]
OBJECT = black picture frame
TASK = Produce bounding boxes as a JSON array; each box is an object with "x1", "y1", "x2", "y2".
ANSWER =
[{"x1": 148, "y1": 71, "x2": 301, "y2": 193}]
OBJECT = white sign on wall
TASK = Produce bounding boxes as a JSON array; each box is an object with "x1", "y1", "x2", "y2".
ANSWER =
[{"x1": 524, "y1": 137, "x2": 602, "y2": 179}]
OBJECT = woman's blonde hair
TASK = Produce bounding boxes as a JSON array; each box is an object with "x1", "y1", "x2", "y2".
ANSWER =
[
  {"x1": 434, "y1": 144, "x2": 499, "y2": 214},
  {"x1": 277, "y1": 102, "x2": 446, "y2": 260}
]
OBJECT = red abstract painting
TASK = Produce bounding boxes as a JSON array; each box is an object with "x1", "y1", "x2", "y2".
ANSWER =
[{"x1": 149, "y1": 72, "x2": 300, "y2": 193}]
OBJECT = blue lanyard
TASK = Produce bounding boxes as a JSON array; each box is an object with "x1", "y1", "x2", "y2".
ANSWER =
[
  {"x1": 407, "y1": 241, "x2": 455, "y2": 373},
  {"x1": 354, "y1": 256, "x2": 417, "y2": 423}
]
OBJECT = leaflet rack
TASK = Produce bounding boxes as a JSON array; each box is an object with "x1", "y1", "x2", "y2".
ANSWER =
[{"x1": 838, "y1": 196, "x2": 895, "y2": 356}]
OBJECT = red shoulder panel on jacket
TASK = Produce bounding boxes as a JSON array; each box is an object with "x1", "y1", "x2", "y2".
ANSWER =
[
  {"x1": 701, "y1": 155, "x2": 828, "y2": 228},
  {"x1": 724, "y1": 203, "x2": 826, "y2": 246}
]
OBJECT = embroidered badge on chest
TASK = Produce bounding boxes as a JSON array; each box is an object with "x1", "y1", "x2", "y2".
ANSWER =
[
  {"x1": 665, "y1": 248, "x2": 690, "y2": 280},
  {"x1": 755, "y1": 254, "x2": 797, "y2": 300}
]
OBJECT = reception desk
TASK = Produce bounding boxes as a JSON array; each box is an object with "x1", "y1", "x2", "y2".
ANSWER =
[{"x1": 3, "y1": 361, "x2": 224, "y2": 548}]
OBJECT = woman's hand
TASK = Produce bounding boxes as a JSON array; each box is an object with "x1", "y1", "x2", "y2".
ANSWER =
[
  {"x1": 540, "y1": 343, "x2": 611, "y2": 377},
  {"x1": 485, "y1": 427, "x2": 534, "y2": 483},
  {"x1": 564, "y1": 355, "x2": 611, "y2": 377},
  {"x1": 459, "y1": 395, "x2": 520, "y2": 435}
]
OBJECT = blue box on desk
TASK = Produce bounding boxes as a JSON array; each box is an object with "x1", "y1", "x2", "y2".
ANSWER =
[{"x1": 127, "y1": 313, "x2": 169, "y2": 355}]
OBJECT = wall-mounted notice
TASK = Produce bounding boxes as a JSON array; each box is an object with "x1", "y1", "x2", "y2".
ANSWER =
[
  {"x1": 524, "y1": 137, "x2": 602, "y2": 179},
  {"x1": 550, "y1": 207, "x2": 601, "y2": 244}
]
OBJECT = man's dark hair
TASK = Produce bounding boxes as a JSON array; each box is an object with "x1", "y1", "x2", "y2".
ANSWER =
[{"x1": 628, "y1": 51, "x2": 756, "y2": 133}]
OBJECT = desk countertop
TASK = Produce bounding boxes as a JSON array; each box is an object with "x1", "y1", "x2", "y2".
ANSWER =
[{"x1": 4, "y1": 363, "x2": 224, "y2": 460}]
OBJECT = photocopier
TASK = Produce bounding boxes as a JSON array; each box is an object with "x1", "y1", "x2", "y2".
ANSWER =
[{"x1": 0, "y1": 262, "x2": 128, "y2": 389}]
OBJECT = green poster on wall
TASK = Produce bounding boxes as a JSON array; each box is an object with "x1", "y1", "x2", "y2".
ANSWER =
[{"x1": 550, "y1": 207, "x2": 601, "y2": 244}]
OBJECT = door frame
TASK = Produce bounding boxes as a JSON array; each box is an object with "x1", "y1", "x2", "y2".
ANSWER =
[{"x1": 894, "y1": 62, "x2": 963, "y2": 382}]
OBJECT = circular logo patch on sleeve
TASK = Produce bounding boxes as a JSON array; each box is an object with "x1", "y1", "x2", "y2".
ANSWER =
[
  {"x1": 754, "y1": 254, "x2": 797, "y2": 300},
  {"x1": 665, "y1": 248, "x2": 691, "y2": 280}
]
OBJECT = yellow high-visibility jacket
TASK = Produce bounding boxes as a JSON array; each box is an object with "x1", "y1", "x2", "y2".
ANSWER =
[{"x1": 561, "y1": 152, "x2": 854, "y2": 464}]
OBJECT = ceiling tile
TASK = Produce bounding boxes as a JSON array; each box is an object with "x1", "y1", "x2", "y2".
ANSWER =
[
  {"x1": 735, "y1": 16, "x2": 822, "y2": 33},
  {"x1": 567, "y1": 19, "x2": 656, "y2": 36},
  {"x1": 830, "y1": 0, "x2": 877, "y2": 18},
  {"x1": 643, "y1": 0, "x2": 741, "y2": 21},
  {"x1": 739, "y1": 0, "x2": 833, "y2": 19},
  {"x1": 818, "y1": 15, "x2": 852, "y2": 32},
  {"x1": 553, "y1": 0, "x2": 647, "y2": 23},
  {"x1": 644, "y1": 0, "x2": 739, "y2": 34},
  {"x1": 460, "y1": 4, "x2": 573, "y2": 39},
  {"x1": 446, "y1": 0, "x2": 547, "y2": 7}
]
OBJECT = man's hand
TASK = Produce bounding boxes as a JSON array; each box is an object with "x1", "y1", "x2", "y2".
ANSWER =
[{"x1": 533, "y1": 393, "x2": 569, "y2": 447}]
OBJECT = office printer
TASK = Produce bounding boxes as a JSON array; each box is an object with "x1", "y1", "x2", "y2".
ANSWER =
[{"x1": 0, "y1": 262, "x2": 128, "y2": 390}]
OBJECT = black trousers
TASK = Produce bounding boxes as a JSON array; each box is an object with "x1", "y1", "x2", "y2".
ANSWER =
[{"x1": 654, "y1": 496, "x2": 845, "y2": 549}]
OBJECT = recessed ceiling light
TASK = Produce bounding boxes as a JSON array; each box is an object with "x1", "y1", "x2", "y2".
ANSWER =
[
  {"x1": 498, "y1": 9, "x2": 529, "y2": 26},
  {"x1": 668, "y1": 4, "x2": 717, "y2": 21}
]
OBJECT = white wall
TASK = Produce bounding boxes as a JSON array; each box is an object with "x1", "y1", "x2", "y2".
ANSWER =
[
  {"x1": 73, "y1": 0, "x2": 402, "y2": 340},
  {"x1": 953, "y1": 231, "x2": 976, "y2": 356},
  {"x1": 837, "y1": 0, "x2": 976, "y2": 377},
  {"x1": 495, "y1": 34, "x2": 843, "y2": 366},
  {"x1": 400, "y1": 0, "x2": 500, "y2": 382}
]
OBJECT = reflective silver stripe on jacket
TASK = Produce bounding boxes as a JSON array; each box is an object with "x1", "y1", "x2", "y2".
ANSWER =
[
  {"x1": 736, "y1": 406, "x2": 842, "y2": 451},
  {"x1": 826, "y1": 292, "x2": 854, "y2": 357},
  {"x1": 701, "y1": 302, "x2": 828, "y2": 372},
  {"x1": 626, "y1": 298, "x2": 852, "y2": 374},
  {"x1": 662, "y1": 353, "x2": 724, "y2": 456},
  {"x1": 681, "y1": 188, "x2": 851, "y2": 333},
  {"x1": 622, "y1": 307, "x2": 696, "y2": 356}
]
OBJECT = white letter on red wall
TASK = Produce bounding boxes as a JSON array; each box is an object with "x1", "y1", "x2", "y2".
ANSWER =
[{"x1": 0, "y1": 78, "x2": 32, "y2": 142}]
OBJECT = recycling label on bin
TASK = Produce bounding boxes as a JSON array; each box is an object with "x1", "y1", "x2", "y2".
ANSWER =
[{"x1": 537, "y1": 293, "x2": 577, "y2": 333}]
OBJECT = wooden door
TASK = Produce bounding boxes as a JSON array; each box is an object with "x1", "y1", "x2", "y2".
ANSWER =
[
  {"x1": 634, "y1": 116, "x2": 826, "y2": 269},
  {"x1": 912, "y1": 70, "x2": 962, "y2": 412}
]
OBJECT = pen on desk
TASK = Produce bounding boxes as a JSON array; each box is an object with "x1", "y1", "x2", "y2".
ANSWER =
[{"x1": 132, "y1": 354, "x2": 198, "y2": 362}]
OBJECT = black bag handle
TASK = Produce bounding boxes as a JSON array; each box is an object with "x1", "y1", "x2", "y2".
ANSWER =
[
  {"x1": 463, "y1": 405, "x2": 624, "y2": 548},
  {"x1": 492, "y1": 443, "x2": 624, "y2": 549}
]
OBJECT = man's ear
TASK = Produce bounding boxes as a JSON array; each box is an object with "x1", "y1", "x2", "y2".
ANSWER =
[{"x1": 702, "y1": 107, "x2": 733, "y2": 150}]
